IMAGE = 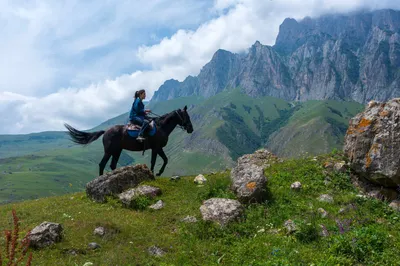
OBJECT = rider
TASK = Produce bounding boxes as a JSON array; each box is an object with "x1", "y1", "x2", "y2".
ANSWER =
[{"x1": 129, "y1": 89, "x2": 151, "y2": 142}]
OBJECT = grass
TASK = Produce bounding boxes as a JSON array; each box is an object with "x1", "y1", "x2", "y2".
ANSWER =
[{"x1": 1, "y1": 152, "x2": 399, "y2": 265}]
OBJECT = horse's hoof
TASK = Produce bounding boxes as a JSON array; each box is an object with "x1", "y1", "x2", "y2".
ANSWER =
[{"x1": 156, "y1": 173, "x2": 161, "y2": 177}]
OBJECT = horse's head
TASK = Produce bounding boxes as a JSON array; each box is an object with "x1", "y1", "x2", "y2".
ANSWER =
[{"x1": 176, "y1": 105, "x2": 193, "y2": 133}]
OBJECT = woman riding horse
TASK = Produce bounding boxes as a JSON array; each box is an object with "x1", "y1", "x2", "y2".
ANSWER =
[{"x1": 64, "y1": 105, "x2": 193, "y2": 176}]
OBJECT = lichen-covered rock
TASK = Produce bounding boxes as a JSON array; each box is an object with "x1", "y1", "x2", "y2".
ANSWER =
[
  {"x1": 29, "y1": 222, "x2": 63, "y2": 249},
  {"x1": 118, "y1": 185, "x2": 161, "y2": 207},
  {"x1": 344, "y1": 99, "x2": 400, "y2": 187},
  {"x1": 86, "y1": 164, "x2": 154, "y2": 203},
  {"x1": 200, "y1": 198, "x2": 243, "y2": 226},
  {"x1": 230, "y1": 149, "x2": 277, "y2": 203},
  {"x1": 284, "y1": 220, "x2": 297, "y2": 234}
]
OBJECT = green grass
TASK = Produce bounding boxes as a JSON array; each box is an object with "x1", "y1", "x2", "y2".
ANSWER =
[{"x1": 1, "y1": 153, "x2": 400, "y2": 265}]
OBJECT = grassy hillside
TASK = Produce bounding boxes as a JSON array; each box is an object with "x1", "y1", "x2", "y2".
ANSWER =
[
  {"x1": 1, "y1": 153, "x2": 399, "y2": 265},
  {"x1": 266, "y1": 100, "x2": 365, "y2": 157}
]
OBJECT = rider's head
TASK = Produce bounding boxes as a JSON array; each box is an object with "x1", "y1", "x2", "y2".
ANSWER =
[{"x1": 134, "y1": 89, "x2": 146, "y2": 100}]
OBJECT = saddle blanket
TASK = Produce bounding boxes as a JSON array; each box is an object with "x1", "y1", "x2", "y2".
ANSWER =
[{"x1": 126, "y1": 121, "x2": 156, "y2": 138}]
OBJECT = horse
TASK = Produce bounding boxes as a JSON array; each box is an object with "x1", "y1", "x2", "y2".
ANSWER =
[{"x1": 64, "y1": 106, "x2": 193, "y2": 176}]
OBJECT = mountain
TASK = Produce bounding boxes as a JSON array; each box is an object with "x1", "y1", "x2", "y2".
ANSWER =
[{"x1": 152, "y1": 9, "x2": 400, "y2": 104}]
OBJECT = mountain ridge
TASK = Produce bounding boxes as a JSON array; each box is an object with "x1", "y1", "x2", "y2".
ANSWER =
[{"x1": 151, "y1": 8, "x2": 400, "y2": 104}]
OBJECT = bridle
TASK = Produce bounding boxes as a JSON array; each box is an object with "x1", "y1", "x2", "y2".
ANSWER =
[{"x1": 175, "y1": 110, "x2": 188, "y2": 130}]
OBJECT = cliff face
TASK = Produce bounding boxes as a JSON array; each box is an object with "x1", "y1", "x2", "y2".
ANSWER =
[{"x1": 151, "y1": 9, "x2": 400, "y2": 104}]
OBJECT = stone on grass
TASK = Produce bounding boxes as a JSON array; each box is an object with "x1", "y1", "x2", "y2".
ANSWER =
[
  {"x1": 118, "y1": 185, "x2": 161, "y2": 207},
  {"x1": 29, "y1": 222, "x2": 63, "y2": 249},
  {"x1": 86, "y1": 164, "x2": 154, "y2": 203},
  {"x1": 88, "y1": 242, "x2": 100, "y2": 250},
  {"x1": 318, "y1": 194, "x2": 334, "y2": 203},
  {"x1": 200, "y1": 198, "x2": 243, "y2": 226},
  {"x1": 194, "y1": 174, "x2": 207, "y2": 184},
  {"x1": 148, "y1": 246, "x2": 165, "y2": 257},
  {"x1": 93, "y1": 227, "x2": 105, "y2": 237},
  {"x1": 389, "y1": 200, "x2": 400, "y2": 212},
  {"x1": 290, "y1": 181, "x2": 302, "y2": 191},
  {"x1": 149, "y1": 200, "x2": 164, "y2": 210}
]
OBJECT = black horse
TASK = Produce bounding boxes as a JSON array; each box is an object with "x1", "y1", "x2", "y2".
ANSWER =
[{"x1": 64, "y1": 106, "x2": 193, "y2": 176}]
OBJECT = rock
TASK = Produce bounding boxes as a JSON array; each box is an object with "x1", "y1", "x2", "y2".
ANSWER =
[
  {"x1": 148, "y1": 246, "x2": 165, "y2": 257},
  {"x1": 118, "y1": 185, "x2": 162, "y2": 207},
  {"x1": 284, "y1": 220, "x2": 297, "y2": 234},
  {"x1": 319, "y1": 224, "x2": 329, "y2": 237},
  {"x1": 290, "y1": 181, "x2": 302, "y2": 191},
  {"x1": 318, "y1": 208, "x2": 328, "y2": 218},
  {"x1": 29, "y1": 222, "x2": 63, "y2": 249},
  {"x1": 344, "y1": 98, "x2": 400, "y2": 187},
  {"x1": 83, "y1": 263, "x2": 94, "y2": 266},
  {"x1": 200, "y1": 198, "x2": 243, "y2": 226},
  {"x1": 389, "y1": 200, "x2": 400, "y2": 211},
  {"x1": 318, "y1": 194, "x2": 334, "y2": 203},
  {"x1": 181, "y1": 216, "x2": 198, "y2": 223},
  {"x1": 333, "y1": 161, "x2": 347, "y2": 173},
  {"x1": 88, "y1": 242, "x2": 100, "y2": 250},
  {"x1": 149, "y1": 200, "x2": 164, "y2": 210},
  {"x1": 86, "y1": 164, "x2": 154, "y2": 203},
  {"x1": 194, "y1": 174, "x2": 207, "y2": 184},
  {"x1": 230, "y1": 149, "x2": 278, "y2": 203},
  {"x1": 170, "y1": 175, "x2": 181, "y2": 181},
  {"x1": 324, "y1": 177, "x2": 331, "y2": 186},
  {"x1": 93, "y1": 227, "x2": 105, "y2": 237}
]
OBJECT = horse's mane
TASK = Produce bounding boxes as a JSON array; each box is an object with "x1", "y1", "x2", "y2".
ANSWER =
[{"x1": 152, "y1": 110, "x2": 178, "y2": 126}]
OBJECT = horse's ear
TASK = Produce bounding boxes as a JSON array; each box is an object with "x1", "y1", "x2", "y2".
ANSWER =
[{"x1": 183, "y1": 105, "x2": 187, "y2": 111}]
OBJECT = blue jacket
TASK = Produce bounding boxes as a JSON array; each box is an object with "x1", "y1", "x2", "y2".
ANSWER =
[{"x1": 129, "y1": 98, "x2": 145, "y2": 121}]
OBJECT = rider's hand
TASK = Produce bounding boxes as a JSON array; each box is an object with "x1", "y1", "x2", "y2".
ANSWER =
[{"x1": 145, "y1": 109, "x2": 151, "y2": 113}]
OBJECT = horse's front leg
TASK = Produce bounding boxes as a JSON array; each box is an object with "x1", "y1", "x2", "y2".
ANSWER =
[
  {"x1": 150, "y1": 148, "x2": 157, "y2": 174},
  {"x1": 156, "y1": 148, "x2": 168, "y2": 176}
]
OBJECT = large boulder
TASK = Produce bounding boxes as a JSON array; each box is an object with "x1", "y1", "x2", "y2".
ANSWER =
[
  {"x1": 200, "y1": 198, "x2": 243, "y2": 226},
  {"x1": 29, "y1": 222, "x2": 63, "y2": 249},
  {"x1": 344, "y1": 99, "x2": 400, "y2": 187},
  {"x1": 86, "y1": 164, "x2": 154, "y2": 203},
  {"x1": 230, "y1": 149, "x2": 277, "y2": 203}
]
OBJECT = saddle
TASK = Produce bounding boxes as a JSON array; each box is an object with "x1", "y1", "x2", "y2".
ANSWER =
[{"x1": 125, "y1": 120, "x2": 157, "y2": 138}]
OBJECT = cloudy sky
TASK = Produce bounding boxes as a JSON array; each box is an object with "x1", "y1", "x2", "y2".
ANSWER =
[{"x1": 1, "y1": 0, "x2": 399, "y2": 134}]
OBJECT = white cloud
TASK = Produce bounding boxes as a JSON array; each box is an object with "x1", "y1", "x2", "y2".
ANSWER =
[{"x1": 1, "y1": 0, "x2": 400, "y2": 134}]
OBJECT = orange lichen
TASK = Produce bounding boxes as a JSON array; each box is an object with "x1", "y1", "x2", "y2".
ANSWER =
[
  {"x1": 365, "y1": 143, "x2": 379, "y2": 168},
  {"x1": 246, "y1": 182, "x2": 257, "y2": 190},
  {"x1": 358, "y1": 118, "x2": 372, "y2": 128},
  {"x1": 379, "y1": 110, "x2": 389, "y2": 117}
]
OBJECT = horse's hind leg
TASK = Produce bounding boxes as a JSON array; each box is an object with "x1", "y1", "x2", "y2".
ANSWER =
[
  {"x1": 99, "y1": 153, "x2": 111, "y2": 176},
  {"x1": 110, "y1": 149, "x2": 122, "y2": 171}
]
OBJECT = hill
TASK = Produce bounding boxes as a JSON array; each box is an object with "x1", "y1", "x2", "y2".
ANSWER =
[{"x1": 1, "y1": 153, "x2": 399, "y2": 265}]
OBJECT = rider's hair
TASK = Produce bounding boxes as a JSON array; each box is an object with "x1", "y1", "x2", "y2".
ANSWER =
[{"x1": 134, "y1": 89, "x2": 146, "y2": 99}]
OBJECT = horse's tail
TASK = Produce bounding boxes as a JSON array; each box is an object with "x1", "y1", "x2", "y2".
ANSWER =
[{"x1": 64, "y1": 123, "x2": 105, "y2": 145}]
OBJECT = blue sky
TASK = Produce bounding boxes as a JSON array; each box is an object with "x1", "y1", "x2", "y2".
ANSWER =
[{"x1": 1, "y1": 0, "x2": 400, "y2": 134}]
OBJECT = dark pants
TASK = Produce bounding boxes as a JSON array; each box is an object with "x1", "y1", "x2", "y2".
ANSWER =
[{"x1": 131, "y1": 117, "x2": 150, "y2": 136}]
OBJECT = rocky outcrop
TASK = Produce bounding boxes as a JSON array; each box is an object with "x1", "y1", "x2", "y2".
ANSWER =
[
  {"x1": 86, "y1": 164, "x2": 155, "y2": 203},
  {"x1": 200, "y1": 198, "x2": 243, "y2": 226},
  {"x1": 29, "y1": 222, "x2": 63, "y2": 249},
  {"x1": 151, "y1": 9, "x2": 400, "y2": 105},
  {"x1": 344, "y1": 99, "x2": 400, "y2": 187}
]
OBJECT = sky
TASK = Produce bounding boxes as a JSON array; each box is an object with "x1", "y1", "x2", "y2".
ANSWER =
[{"x1": 1, "y1": 0, "x2": 400, "y2": 134}]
